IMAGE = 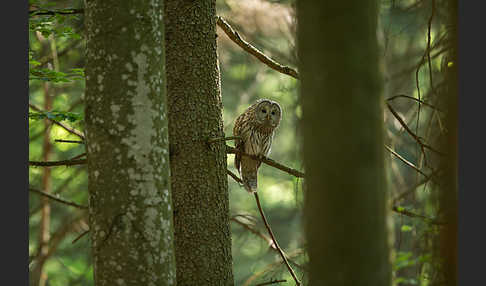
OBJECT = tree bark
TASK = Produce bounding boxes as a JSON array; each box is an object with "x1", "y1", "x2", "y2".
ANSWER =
[
  {"x1": 85, "y1": 1, "x2": 176, "y2": 285},
  {"x1": 298, "y1": 1, "x2": 392, "y2": 285},
  {"x1": 437, "y1": 0, "x2": 458, "y2": 284},
  {"x1": 164, "y1": 0, "x2": 234, "y2": 285}
]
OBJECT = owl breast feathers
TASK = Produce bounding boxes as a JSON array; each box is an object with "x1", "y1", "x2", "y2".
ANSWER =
[{"x1": 233, "y1": 99, "x2": 282, "y2": 192}]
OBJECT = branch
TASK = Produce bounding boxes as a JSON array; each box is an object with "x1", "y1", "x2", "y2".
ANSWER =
[
  {"x1": 29, "y1": 187, "x2": 87, "y2": 209},
  {"x1": 392, "y1": 170, "x2": 440, "y2": 204},
  {"x1": 207, "y1": 136, "x2": 241, "y2": 144},
  {"x1": 254, "y1": 192, "x2": 301, "y2": 286},
  {"x1": 231, "y1": 214, "x2": 305, "y2": 271},
  {"x1": 216, "y1": 16, "x2": 299, "y2": 79},
  {"x1": 387, "y1": 94, "x2": 443, "y2": 112},
  {"x1": 227, "y1": 169, "x2": 244, "y2": 184},
  {"x1": 384, "y1": 145, "x2": 429, "y2": 178},
  {"x1": 29, "y1": 103, "x2": 85, "y2": 140},
  {"x1": 413, "y1": 0, "x2": 437, "y2": 150},
  {"x1": 54, "y1": 139, "x2": 84, "y2": 144},
  {"x1": 29, "y1": 158, "x2": 87, "y2": 167},
  {"x1": 29, "y1": 8, "x2": 84, "y2": 16},
  {"x1": 231, "y1": 216, "x2": 274, "y2": 249},
  {"x1": 392, "y1": 206, "x2": 445, "y2": 225},
  {"x1": 386, "y1": 103, "x2": 445, "y2": 156},
  {"x1": 72, "y1": 229, "x2": 90, "y2": 244},
  {"x1": 226, "y1": 145, "x2": 305, "y2": 178}
]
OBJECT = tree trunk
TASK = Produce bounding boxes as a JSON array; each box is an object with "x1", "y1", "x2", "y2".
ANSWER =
[
  {"x1": 31, "y1": 34, "x2": 54, "y2": 286},
  {"x1": 437, "y1": 0, "x2": 458, "y2": 284},
  {"x1": 164, "y1": 1, "x2": 234, "y2": 285},
  {"x1": 298, "y1": 1, "x2": 392, "y2": 285},
  {"x1": 85, "y1": 1, "x2": 176, "y2": 285}
]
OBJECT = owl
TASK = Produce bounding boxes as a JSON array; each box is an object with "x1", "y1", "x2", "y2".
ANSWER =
[{"x1": 233, "y1": 99, "x2": 282, "y2": 193}]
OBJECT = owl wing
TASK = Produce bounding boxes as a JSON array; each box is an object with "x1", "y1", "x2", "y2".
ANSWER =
[{"x1": 233, "y1": 115, "x2": 245, "y2": 174}]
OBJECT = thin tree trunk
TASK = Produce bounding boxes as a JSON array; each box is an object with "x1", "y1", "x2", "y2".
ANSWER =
[
  {"x1": 32, "y1": 82, "x2": 52, "y2": 286},
  {"x1": 164, "y1": 0, "x2": 234, "y2": 285},
  {"x1": 437, "y1": 0, "x2": 458, "y2": 284},
  {"x1": 85, "y1": 1, "x2": 176, "y2": 285},
  {"x1": 298, "y1": 1, "x2": 392, "y2": 285},
  {"x1": 31, "y1": 33, "x2": 54, "y2": 286}
]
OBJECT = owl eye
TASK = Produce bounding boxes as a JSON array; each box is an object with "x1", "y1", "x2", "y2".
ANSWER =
[
  {"x1": 261, "y1": 109, "x2": 267, "y2": 114},
  {"x1": 271, "y1": 111, "x2": 275, "y2": 115}
]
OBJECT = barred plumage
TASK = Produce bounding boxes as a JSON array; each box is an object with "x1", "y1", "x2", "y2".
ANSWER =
[{"x1": 233, "y1": 99, "x2": 282, "y2": 192}]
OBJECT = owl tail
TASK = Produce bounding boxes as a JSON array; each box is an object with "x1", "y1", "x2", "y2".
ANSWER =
[{"x1": 241, "y1": 169, "x2": 258, "y2": 193}]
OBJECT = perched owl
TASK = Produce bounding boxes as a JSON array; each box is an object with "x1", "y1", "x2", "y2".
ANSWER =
[{"x1": 233, "y1": 99, "x2": 282, "y2": 193}]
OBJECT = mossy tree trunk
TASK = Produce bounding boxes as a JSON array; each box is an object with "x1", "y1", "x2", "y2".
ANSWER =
[
  {"x1": 85, "y1": 1, "x2": 176, "y2": 285},
  {"x1": 298, "y1": 1, "x2": 392, "y2": 285},
  {"x1": 164, "y1": 0, "x2": 234, "y2": 285}
]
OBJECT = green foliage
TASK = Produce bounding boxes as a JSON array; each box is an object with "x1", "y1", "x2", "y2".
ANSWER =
[
  {"x1": 29, "y1": 13, "x2": 81, "y2": 40},
  {"x1": 29, "y1": 67, "x2": 84, "y2": 82},
  {"x1": 29, "y1": 111, "x2": 82, "y2": 122}
]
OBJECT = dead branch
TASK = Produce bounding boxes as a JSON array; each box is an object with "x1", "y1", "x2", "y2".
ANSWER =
[
  {"x1": 384, "y1": 145, "x2": 429, "y2": 178},
  {"x1": 29, "y1": 8, "x2": 84, "y2": 16},
  {"x1": 227, "y1": 169, "x2": 244, "y2": 185},
  {"x1": 226, "y1": 145, "x2": 305, "y2": 178},
  {"x1": 386, "y1": 103, "x2": 445, "y2": 156},
  {"x1": 72, "y1": 229, "x2": 90, "y2": 244},
  {"x1": 216, "y1": 16, "x2": 299, "y2": 79},
  {"x1": 231, "y1": 216, "x2": 274, "y2": 249},
  {"x1": 387, "y1": 94, "x2": 443, "y2": 112},
  {"x1": 54, "y1": 139, "x2": 84, "y2": 144},
  {"x1": 253, "y1": 192, "x2": 301, "y2": 286},
  {"x1": 392, "y1": 206, "x2": 445, "y2": 225},
  {"x1": 29, "y1": 158, "x2": 87, "y2": 167},
  {"x1": 29, "y1": 187, "x2": 87, "y2": 209}
]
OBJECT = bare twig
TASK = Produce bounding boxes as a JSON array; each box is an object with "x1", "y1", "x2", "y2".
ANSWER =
[
  {"x1": 29, "y1": 103, "x2": 85, "y2": 140},
  {"x1": 72, "y1": 229, "x2": 90, "y2": 244},
  {"x1": 29, "y1": 187, "x2": 87, "y2": 209},
  {"x1": 384, "y1": 145, "x2": 429, "y2": 178},
  {"x1": 425, "y1": 0, "x2": 437, "y2": 97},
  {"x1": 392, "y1": 170, "x2": 440, "y2": 204},
  {"x1": 216, "y1": 16, "x2": 299, "y2": 79},
  {"x1": 254, "y1": 192, "x2": 301, "y2": 286},
  {"x1": 54, "y1": 139, "x2": 84, "y2": 144},
  {"x1": 29, "y1": 158, "x2": 87, "y2": 167},
  {"x1": 226, "y1": 145, "x2": 305, "y2": 178},
  {"x1": 256, "y1": 279, "x2": 287, "y2": 286},
  {"x1": 392, "y1": 206, "x2": 445, "y2": 225},
  {"x1": 232, "y1": 214, "x2": 305, "y2": 271},
  {"x1": 231, "y1": 216, "x2": 274, "y2": 249},
  {"x1": 227, "y1": 169, "x2": 243, "y2": 184},
  {"x1": 29, "y1": 8, "x2": 84, "y2": 16},
  {"x1": 387, "y1": 94, "x2": 443, "y2": 112},
  {"x1": 414, "y1": 0, "x2": 437, "y2": 167},
  {"x1": 30, "y1": 167, "x2": 85, "y2": 217},
  {"x1": 386, "y1": 103, "x2": 445, "y2": 156}
]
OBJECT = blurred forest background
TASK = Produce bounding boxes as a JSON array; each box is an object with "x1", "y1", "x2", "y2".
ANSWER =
[{"x1": 29, "y1": 0, "x2": 454, "y2": 285}]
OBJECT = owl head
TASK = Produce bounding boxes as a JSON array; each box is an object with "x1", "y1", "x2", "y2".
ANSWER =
[{"x1": 253, "y1": 99, "x2": 282, "y2": 128}]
